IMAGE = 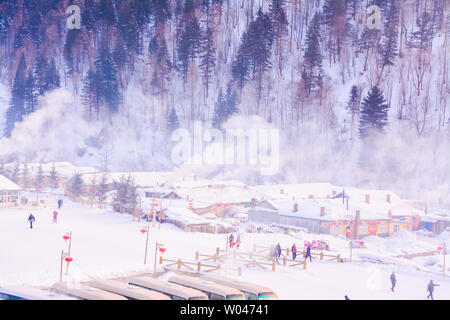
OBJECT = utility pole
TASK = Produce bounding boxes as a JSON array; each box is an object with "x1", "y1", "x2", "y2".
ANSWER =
[
  {"x1": 143, "y1": 225, "x2": 150, "y2": 265},
  {"x1": 154, "y1": 242, "x2": 164, "y2": 278}
]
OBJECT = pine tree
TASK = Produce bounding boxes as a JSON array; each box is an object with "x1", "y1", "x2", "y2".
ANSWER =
[
  {"x1": 232, "y1": 31, "x2": 252, "y2": 92},
  {"x1": 359, "y1": 86, "x2": 390, "y2": 138},
  {"x1": 224, "y1": 83, "x2": 238, "y2": 117},
  {"x1": 22, "y1": 162, "x2": 30, "y2": 190},
  {"x1": 97, "y1": 173, "x2": 110, "y2": 208},
  {"x1": 347, "y1": 85, "x2": 361, "y2": 139},
  {"x1": 199, "y1": 26, "x2": 216, "y2": 97},
  {"x1": 70, "y1": 173, "x2": 84, "y2": 199},
  {"x1": 48, "y1": 163, "x2": 59, "y2": 194},
  {"x1": 177, "y1": 17, "x2": 202, "y2": 82},
  {"x1": 380, "y1": 0, "x2": 400, "y2": 77},
  {"x1": 24, "y1": 73, "x2": 38, "y2": 114},
  {"x1": 34, "y1": 164, "x2": 44, "y2": 201},
  {"x1": 409, "y1": 11, "x2": 435, "y2": 50},
  {"x1": 322, "y1": 0, "x2": 350, "y2": 62},
  {"x1": 11, "y1": 162, "x2": 20, "y2": 183},
  {"x1": 113, "y1": 174, "x2": 137, "y2": 214},
  {"x1": 302, "y1": 13, "x2": 323, "y2": 95},
  {"x1": 167, "y1": 107, "x2": 180, "y2": 133},
  {"x1": 212, "y1": 88, "x2": 226, "y2": 129},
  {"x1": 5, "y1": 54, "x2": 28, "y2": 137},
  {"x1": 94, "y1": 45, "x2": 121, "y2": 114}
]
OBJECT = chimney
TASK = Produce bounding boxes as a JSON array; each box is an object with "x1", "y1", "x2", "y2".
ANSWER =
[
  {"x1": 386, "y1": 194, "x2": 391, "y2": 203},
  {"x1": 308, "y1": 194, "x2": 314, "y2": 199},
  {"x1": 365, "y1": 194, "x2": 370, "y2": 204},
  {"x1": 388, "y1": 209, "x2": 393, "y2": 219},
  {"x1": 251, "y1": 198, "x2": 257, "y2": 208},
  {"x1": 355, "y1": 210, "x2": 361, "y2": 240},
  {"x1": 320, "y1": 207, "x2": 326, "y2": 217},
  {"x1": 280, "y1": 189, "x2": 284, "y2": 194},
  {"x1": 293, "y1": 203, "x2": 298, "y2": 213}
]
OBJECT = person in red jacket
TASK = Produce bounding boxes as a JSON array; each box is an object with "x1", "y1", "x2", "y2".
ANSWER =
[
  {"x1": 53, "y1": 210, "x2": 58, "y2": 224},
  {"x1": 292, "y1": 243, "x2": 297, "y2": 260}
]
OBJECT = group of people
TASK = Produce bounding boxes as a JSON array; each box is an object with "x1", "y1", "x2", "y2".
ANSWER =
[
  {"x1": 271, "y1": 243, "x2": 312, "y2": 263},
  {"x1": 228, "y1": 234, "x2": 241, "y2": 249},
  {"x1": 27, "y1": 198, "x2": 64, "y2": 229},
  {"x1": 390, "y1": 272, "x2": 440, "y2": 300}
]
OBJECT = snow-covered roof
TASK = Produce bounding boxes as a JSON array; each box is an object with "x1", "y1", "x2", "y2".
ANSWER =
[
  {"x1": 165, "y1": 207, "x2": 209, "y2": 225},
  {"x1": 0, "y1": 174, "x2": 21, "y2": 191}
]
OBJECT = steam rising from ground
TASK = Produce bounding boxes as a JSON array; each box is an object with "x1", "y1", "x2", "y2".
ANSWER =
[{"x1": 0, "y1": 89, "x2": 449, "y2": 209}]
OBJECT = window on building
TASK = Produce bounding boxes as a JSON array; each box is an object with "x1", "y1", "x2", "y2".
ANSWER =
[
  {"x1": 394, "y1": 224, "x2": 400, "y2": 232},
  {"x1": 378, "y1": 223, "x2": 386, "y2": 233}
]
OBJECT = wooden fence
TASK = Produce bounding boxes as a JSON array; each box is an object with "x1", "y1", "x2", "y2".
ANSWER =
[
  {"x1": 159, "y1": 256, "x2": 242, "y2": 276},
  {"x1": 252, "y1": 244, "x2": 342, "y2": 263}
]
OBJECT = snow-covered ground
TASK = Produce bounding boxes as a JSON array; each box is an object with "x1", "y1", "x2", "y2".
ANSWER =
[{"x1": 1, "y1": 192, "x2": 449, "y2": 299}]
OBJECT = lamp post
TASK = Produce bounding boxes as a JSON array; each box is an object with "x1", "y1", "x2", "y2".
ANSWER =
[
  {"x1": 154, "y1": 242, "x2": 165, "y2": 278},
  {"x1": 141, "y1": 225, "x2": 150, "y2": 265},
  {"x1": 60, "y1": 232, "x2": 73, "y2": 282}
]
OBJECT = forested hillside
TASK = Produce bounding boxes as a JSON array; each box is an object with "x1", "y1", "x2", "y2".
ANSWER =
[{"x1": 0, "y1": 0, "x2": 449, "y2": 207}]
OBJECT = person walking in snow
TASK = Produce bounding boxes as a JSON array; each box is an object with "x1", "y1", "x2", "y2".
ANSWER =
[
  {"x1": 236, "y1": 234, "x2": 241, "y2": 249},
  {"x1": 53, "y1": 210, "x2": 58, "y2": 224},
  {"x1": 229, "y1": 234, "x2": 235, "y2": 248},
  {"x1": 344, "y1": 295, "x2": 350, "y2": 300},
  {"x1": 390, "y1": 272, "x2": 396, "y2": 292},
  {"x1": 28, "y1": 214, "x2": 35, "y2": 229},
  {"x1": 292, "y1": 243, "x2": 297, "y2": 260},
  {"x1": 304, "y1": 244, "x2": 312, "y2": 262},
  {"x1": 276, "y1": 243, "x2": 282, "y2": 258},
  {"x1": 58, "y1": 198, "x2": 63, "y2": 210},
  {"x1": 427, "y1": 280, "x2": 440, "y2": 300},
  {"x1": 272, "y1": 246, "x2": 279, "y2": 263}
]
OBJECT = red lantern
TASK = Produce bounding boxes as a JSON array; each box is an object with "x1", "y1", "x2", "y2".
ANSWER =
[
  {"x1": 317, "y1": 221, "x2": 321, "y2": 225},
  {"x1": 65, "y1": 257, "x2": 73, "y2": 263},
  {"x1": 159, "y1": 247, "x2": 166, "y2": 253},
  {"x1": 231, "y1": 241, "x2": 236, "y2": 247},
  {"x1": 63, "y1": 235, "x2": 70, "y2": 242},
  {"x1": 154, "y1": 203, "x2": 159, "y2": 207},
  {"x1": 140, "y1": 228, "x2": 147, "y2": 234}
]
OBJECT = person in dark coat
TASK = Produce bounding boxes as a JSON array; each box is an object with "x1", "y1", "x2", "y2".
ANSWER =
[
  {"x1": 28, "y1": 214, "x2": 35, "y2": 229},
  {"x1": 292, "y1": 243, "x2": 297, "y2": 260},
  {"x1": 57, "y1": 198, "x2": 63, "y2": 209},
  {"x1": 304, "y1": 245, "x2": 312, "y2": 262},
  {"x1": 390, "y1": 272, "x2": 396, "y2": 292},
  {"x1": 276, "y1": 243, "x2": 282, "y2": 258},
  {"x1": 344, "y1": 295, "x2": 350, "y2": 300},
  {"x1": 427, "y1": 280, "x2": 440, "y2": 300},
  {"x1": 229, "y1": 234, "x2": 235, "y2": 248}
]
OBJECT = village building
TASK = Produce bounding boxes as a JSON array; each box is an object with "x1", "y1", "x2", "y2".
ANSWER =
[
  {"x1": 0, "y1": 174, "x2": 21, "y2": 208},
  {"x1": 248, "y1": 187, "x2": 425, "y2": 238}
]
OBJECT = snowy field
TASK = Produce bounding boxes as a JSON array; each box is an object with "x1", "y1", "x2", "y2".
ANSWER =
[{"x1": 1, "y1": 192, "x2": 449, "y2": 300}]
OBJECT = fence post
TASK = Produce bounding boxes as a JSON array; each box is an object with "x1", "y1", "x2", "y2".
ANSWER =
[
  {"x1": 217, "y1": 264, "x2": 221, "y2": 270},
  {"x1": 283, "y1": 256, "x2": 287, "y2": 266},
  {"x1": 195, "y1": 251, "x2": 199, "y2": 260},
  {"x1": 272, "y1": 261, "x2": 276, "y2": 272},
  {"x1": 216, "y1": 247, "x2": 220, "y2": 256},
  {"x1": 320, "y1": 252, "x2": 324, "y2": 260},
  {"x1": 337, "y1": 254, "x2": 341, "y2": 263},
  {"x1": 249, "y1": 252, "x2": 253, "y2": 260},
  {"x1": 197, "y1": 261, "x2": 201, "y2": 272},
  {"x1": 177, "y1": 259, "x2": 182, "y2": 269},
  {"x1": 303, "y1": 259, "x2": 307, "y2": 270},
  {"x1": 159, "y1": 256, "x2": 163, "y2": 264},
  {"x1": 286, "y1": 248, "x2": 290, "y2": 257}
]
